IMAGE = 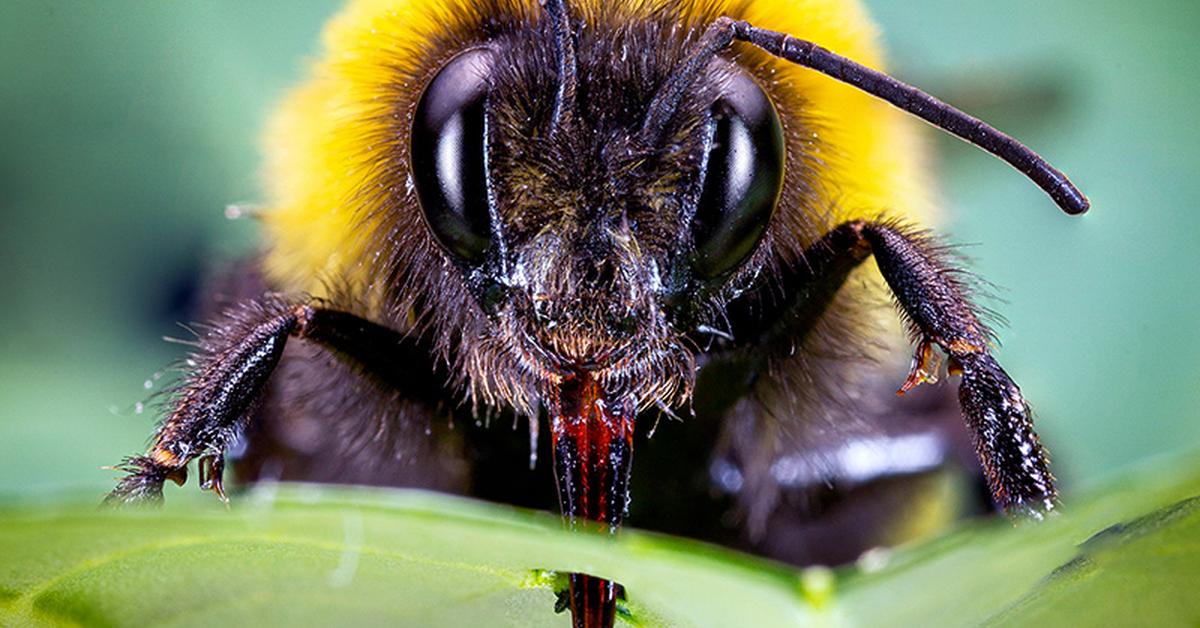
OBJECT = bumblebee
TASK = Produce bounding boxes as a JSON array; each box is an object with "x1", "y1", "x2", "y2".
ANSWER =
[{"x1": 107, "y1": 0, "x2": 1087, "y2": 625}]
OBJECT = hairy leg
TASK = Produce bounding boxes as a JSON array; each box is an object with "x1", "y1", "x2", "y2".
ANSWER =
[
  {"x1": 106, "y1": 298, "x2": 443, "y2": 505},
  {"x1": 733, "y1": 221, "x2": 1056, "y2": 515}
]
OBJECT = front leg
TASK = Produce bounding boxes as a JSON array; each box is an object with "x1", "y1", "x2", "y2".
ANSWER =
[
  {"x1": 863, "y1": 223, "x2": 1057, "y2": 514},
  {"x1": 739, "y1": 221, "x2": 1057, "y2": 515},
  {"x1": 106, "y1": 298, "x2": 440, "y2": 505}
]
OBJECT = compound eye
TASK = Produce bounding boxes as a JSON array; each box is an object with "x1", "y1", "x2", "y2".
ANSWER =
[
  {"x1": 411, "y1": 49, "x2": 494, "y2": 263},
  {"x1": 692, "y1": 70, "x2": 785, "y2": 278}
]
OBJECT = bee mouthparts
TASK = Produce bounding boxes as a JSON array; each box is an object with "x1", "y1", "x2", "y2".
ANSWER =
[{"x1": 547, "y1": 370, "x2": 635, "y2": 628}]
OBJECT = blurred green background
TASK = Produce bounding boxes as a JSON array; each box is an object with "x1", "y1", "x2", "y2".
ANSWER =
[{"x1": 0, "y1": 0, "x2": 1196, "y2": 501}]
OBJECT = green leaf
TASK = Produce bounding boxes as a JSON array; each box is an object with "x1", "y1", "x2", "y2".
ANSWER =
[
  {"x1": 837, "y1": 458, "x2": 1200, "y2": 627},
  {"x1": 2, "y1": 454, "x2": 1198, "y2": 627},
  {"x1": 0, "y1": 489, "x2": 807, "y2": 627}
]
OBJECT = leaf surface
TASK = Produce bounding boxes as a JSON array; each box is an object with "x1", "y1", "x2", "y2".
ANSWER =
[{"x1": 2, "y1": 456, "x2": 1198, "y2": 627}]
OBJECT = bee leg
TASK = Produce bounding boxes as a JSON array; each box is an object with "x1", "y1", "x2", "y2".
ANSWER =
[
  {"x1": 742, "y1": 221, "x2": 1057, "y2": 516},
  {"x1": 105, "y1": 299, "x2": 440, "y2": 506},
  {"x1": 860, "y1": 222, "x2": 1057, "y2": 516}
]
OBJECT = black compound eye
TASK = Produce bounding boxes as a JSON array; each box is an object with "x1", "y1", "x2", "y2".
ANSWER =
[
  {"x1": 411, "y1": 49, "x2": 494, "y2": 263},
  {"x1": 692, "y1": 70, "x2": 785, "y2": 279}
]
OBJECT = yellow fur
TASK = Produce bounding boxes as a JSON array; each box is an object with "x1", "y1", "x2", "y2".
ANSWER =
[{"x1": 260, "y1": 0, "x2": 932, "y2": 298}]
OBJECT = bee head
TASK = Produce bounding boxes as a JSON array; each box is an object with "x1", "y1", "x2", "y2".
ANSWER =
[{"x1": 410, "y1": 10, "x2": 784, "y2": 410}]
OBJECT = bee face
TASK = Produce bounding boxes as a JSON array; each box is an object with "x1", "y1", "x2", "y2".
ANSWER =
[{"x1": 411, "y1": 19, "x2": 785, "y2": 410}]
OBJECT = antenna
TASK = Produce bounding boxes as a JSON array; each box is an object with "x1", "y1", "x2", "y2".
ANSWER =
[
  {"x1": 642, "y1": 17, "x2": 1089, "y2": 215},
  {"x1": 541, "y1": 0, "x2": 578, "y2": 135}
]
